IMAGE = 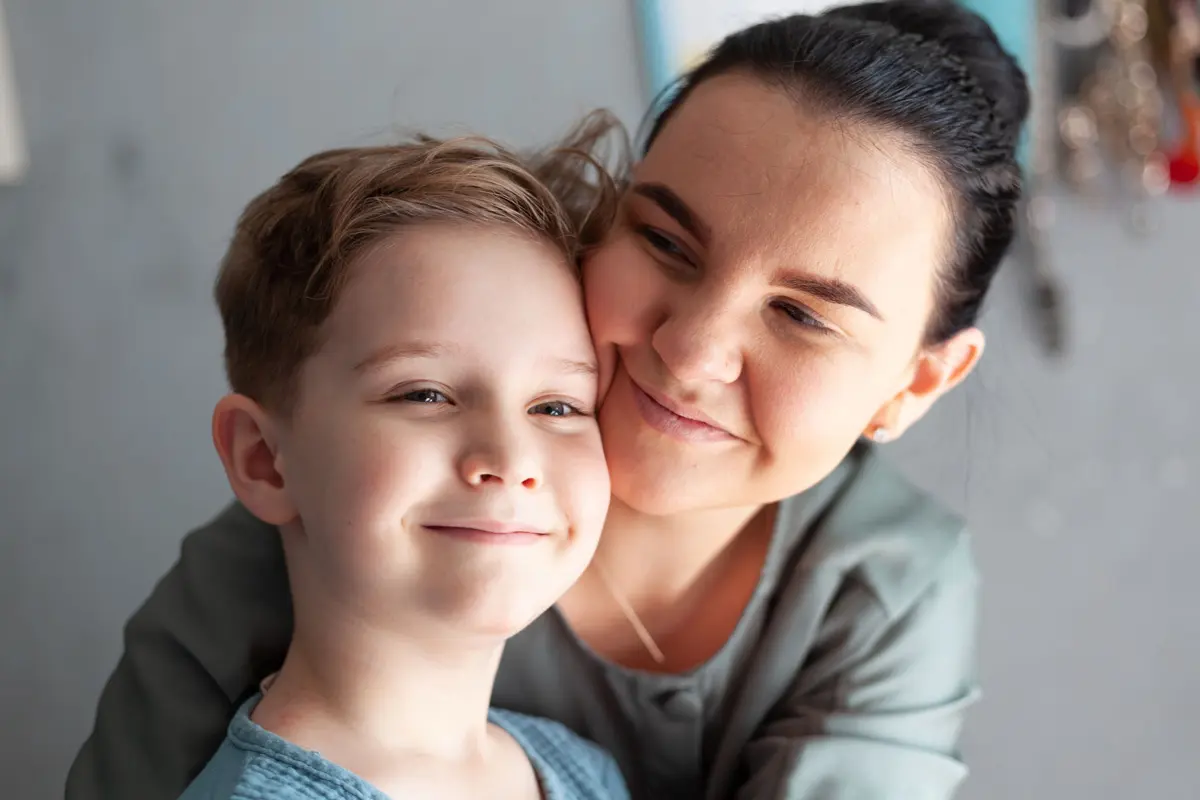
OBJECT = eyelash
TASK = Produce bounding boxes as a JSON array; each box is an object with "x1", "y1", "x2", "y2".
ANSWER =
[
  {"x1": 395, "y1": 389, "x2": 587, "y2": 418},
  {"x1": 635, "y1": 225, "x2": 830, "y2": 334},
  {"x1": 770, "y1": 300, "x2": 829, "y2": 332},
  {"x1": 529, "y1": 400, "x2": 586, "y2": 418},
  {"x1": 635, "y1": 225, "x2": 693, "y2": 266},
  {"x1": 401, "y1": 388, "x2": 450, "y2": 405}
]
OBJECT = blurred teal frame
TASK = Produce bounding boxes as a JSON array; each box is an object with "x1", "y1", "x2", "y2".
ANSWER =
[{"x1": 635, "y1": 0, "x2": 1035, "y2": 164}]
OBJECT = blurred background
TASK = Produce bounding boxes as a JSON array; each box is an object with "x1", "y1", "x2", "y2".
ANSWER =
[{"x1": 0, "y1": 1, "x2": 1196, "y2": 798}]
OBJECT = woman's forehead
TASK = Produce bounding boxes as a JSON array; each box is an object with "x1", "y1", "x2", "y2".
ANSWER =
[{"x1": 638, "y1": 76, "x2": 949, "y2": 275}]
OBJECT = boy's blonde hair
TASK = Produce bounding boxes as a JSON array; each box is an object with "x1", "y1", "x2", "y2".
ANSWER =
[{"x1": 216, "y1": 112, "x2": 624, "y2": 412}]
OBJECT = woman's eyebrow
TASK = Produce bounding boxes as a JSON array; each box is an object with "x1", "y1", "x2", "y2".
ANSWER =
[
  {"x1": 632, "y1": 181, "x2": 883, "y2": 322},
  {"x1": 631, "y1": 182, "x2": 711, "y2": 245},
  {"x1": 775, "y1": 272, "x2": 883, "y2": 321}
]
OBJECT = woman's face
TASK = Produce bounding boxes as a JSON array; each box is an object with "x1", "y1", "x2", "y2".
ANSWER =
[{"x1": 585, "y1": 73, "x2": 974, "y2": 516}]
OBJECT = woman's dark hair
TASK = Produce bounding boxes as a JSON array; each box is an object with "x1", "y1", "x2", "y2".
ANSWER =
[{"x1": 645, "y1": 0, "x2": 1030, "y2": 344}]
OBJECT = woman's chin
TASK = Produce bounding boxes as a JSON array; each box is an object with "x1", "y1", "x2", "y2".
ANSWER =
[{"x1": 606, "y1": 449, "x2": 722, "y2": 517}]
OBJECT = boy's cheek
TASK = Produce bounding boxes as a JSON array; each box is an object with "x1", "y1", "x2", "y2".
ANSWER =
[{"x1": 577, "y1": 438, "x2": 613, "y2": 526}]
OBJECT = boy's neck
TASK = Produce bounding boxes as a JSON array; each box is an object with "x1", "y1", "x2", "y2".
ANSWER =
[{"x1": 253, "y1": 592, "x2": 504, "y2": 764}]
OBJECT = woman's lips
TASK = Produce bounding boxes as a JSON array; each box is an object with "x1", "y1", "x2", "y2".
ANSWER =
[{"x1": 629, "y1": 378, "x2": 737, "y2": 443}]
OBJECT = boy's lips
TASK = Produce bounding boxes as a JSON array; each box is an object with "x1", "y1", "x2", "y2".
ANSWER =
[
  {"x1": 427, "y1": 518, "x2": 550, "y2": 535},
  {"x1": 422, "y1": 518, "x2": 552, "y2": 545}
]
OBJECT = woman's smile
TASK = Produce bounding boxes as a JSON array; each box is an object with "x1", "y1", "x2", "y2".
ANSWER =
[{"x1": 629, "y1": 375, "x2": 738, "y2": 443}]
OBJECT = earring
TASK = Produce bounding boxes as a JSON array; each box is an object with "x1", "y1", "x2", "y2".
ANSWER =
[{"x1": 869, "y1": 426, "x2": 892, "y2": 444}]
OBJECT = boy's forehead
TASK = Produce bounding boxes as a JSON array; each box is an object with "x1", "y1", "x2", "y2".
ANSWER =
[
  {"x1": 350, "y1": 340, "x2": 597, "y2": 380},
  {"x1": 320, "y1": 226, "x2": 595, "y2": 367}
]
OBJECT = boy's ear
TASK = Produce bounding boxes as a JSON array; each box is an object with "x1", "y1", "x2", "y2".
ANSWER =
[{"x1": 211, "y1": 394, "x2": 297, "y2": 526}]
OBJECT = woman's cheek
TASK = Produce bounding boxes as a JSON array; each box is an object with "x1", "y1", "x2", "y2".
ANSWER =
[
  {"x1": 594, "y1": 341, "x2": 618, "y2": 403},
  {"x1": 756, "y1": 359, "x2": 881, "y2": 454},
  {"x1": 583, "y1": 235, "x2": 659, "y2": 349},
  {"x1": 751, "y1": 359, "x2": 839, "y2": 450},
  {"x1": 751, "y1": 369, "x2": 804, "y2": 453}
]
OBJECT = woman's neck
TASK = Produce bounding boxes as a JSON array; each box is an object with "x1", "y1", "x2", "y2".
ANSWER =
[
  {"x1": 253, "y1": 594, "x2": 502, "y2": 764},
  {"x1": 593, "y1": 498, "x2": 770, "y2": 603}
]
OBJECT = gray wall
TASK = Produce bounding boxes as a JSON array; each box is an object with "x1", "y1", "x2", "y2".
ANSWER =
[
  {"x1": 892, "y1": 189, "x2": 1200, "y2": 799},
  {"x1": 0, "y1": 2, "x2": 1195, "y2": 799}
]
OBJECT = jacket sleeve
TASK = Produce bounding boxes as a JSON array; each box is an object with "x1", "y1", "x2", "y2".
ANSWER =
[
  {"x1": 65, "y1": 502, "x2": 292, "y2": 800},
  {"x1": 735, "y1": 532, "x2": 980, "y2": 800}
]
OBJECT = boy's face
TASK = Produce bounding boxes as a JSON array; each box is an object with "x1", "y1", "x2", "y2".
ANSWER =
[{"x1": 273, "y1": 224, "x2": 609, "y2": 638}]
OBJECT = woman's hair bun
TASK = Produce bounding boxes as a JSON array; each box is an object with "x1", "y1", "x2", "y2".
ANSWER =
[{"x1": 828, "y1": 0, "x2": 1030, "y2": 148}]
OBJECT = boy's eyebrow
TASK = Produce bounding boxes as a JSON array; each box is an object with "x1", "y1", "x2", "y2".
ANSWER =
[
  {"x1": 554, "y1": 358, "x2": 598, "y2": 377},
  {"x1": 353, "y1": 342, "x2": 597, "y2": 377},
  {"x1": 353, "y1": 342, "x2": 447, "y2": 373}
]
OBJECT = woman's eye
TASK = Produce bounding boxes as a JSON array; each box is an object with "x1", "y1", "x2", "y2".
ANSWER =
[
  {"x1": 773, "y1": 301, "x2": 829, "y2": 332},
  {"x1": 530, "y1": 400, "x2": 583, "y2": 418},
  {"x1": 399, "y1": 388, "x2": 450, "y2": 404},
  {"x1": 636, "y1": 226, "x2": 691, "y2": 263}
]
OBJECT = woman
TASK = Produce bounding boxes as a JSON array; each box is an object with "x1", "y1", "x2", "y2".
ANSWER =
[{"x1": 67, "y1": 2, "x2": 1028, "y2": 798}]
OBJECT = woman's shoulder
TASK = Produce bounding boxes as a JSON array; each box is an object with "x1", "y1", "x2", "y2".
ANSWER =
[
  {"x1": 184, "y1": 499, "x2": 278, "y2": 546},
  {"x1": 784, "y1": 443, "x2": 975, "y2": 618},
  {"x1": 174, "y1": 499, "x2": 285, "y2": 575}
]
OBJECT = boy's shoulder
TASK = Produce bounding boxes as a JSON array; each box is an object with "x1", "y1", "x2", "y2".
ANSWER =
[
  {"x1": 179, "y1": 741, "x2": 378, "y2": 800},
  {"x1": 489, "y1": 708, "x2": 629, "y2": 800},
  {"x1": 180, "y1": 699, "x2": 626, "y2": 800},
  {"x1": 179, "y1": 697, "x2": 388, "y2": 800}
]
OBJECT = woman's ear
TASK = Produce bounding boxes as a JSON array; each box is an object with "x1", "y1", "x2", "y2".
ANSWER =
[
  {"x1": 211, "y1": 394, "x2": 297, "y2": 526},
  {"x1": 865, "y1": 327, "x2": 985, "y2": 442}
]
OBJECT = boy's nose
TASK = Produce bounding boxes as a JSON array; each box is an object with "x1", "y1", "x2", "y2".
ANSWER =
[{"x1": 458, "y1": 434, "x2": 542, "y2": 490}]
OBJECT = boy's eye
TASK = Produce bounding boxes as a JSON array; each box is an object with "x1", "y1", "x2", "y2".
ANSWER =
[
  {"x1": 530, "y1": 400, "x2": 582, "y2": 418},
  {"x1": 400, "y1": 388, "x2": 450, "y2": 404}
]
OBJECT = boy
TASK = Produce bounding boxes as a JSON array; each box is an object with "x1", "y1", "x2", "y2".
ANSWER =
[{"x1": 179, "y1": 137, "x2": 625, "y2": 798}]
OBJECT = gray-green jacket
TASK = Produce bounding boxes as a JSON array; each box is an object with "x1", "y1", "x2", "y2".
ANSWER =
[{"x1": 66, "y1": 443, "x2": 979, "y2": 799}]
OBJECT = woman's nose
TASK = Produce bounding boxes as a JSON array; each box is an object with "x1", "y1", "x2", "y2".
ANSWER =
[{"x1": 651, "y1": 292, "x2": 743, "y2": 385}]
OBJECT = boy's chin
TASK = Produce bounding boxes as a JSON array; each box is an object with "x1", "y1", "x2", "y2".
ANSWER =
[
  {"x1": 417, "y1": 604, "x2": 551, "y2": 646},
  {"x1": 416, "y1": 576, "x2": 562, "y2": 642}
]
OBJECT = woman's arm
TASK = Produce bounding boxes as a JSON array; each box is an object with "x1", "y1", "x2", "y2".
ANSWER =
[
  {"x1": 735, "y1": 533, "x2": 979, "y2": 799},
  {"x1": 66, "y1": 503, "x2": 291, "y2": 800}
]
